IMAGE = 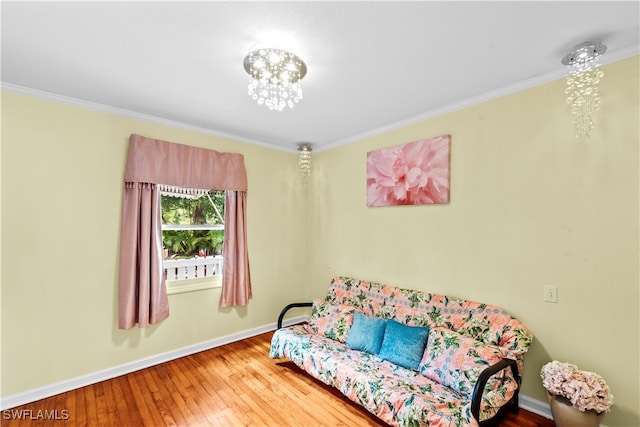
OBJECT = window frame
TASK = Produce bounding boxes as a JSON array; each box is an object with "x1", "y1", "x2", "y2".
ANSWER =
[{"x1": 161, "y1": 191, "x2": 225, "y2": 295}]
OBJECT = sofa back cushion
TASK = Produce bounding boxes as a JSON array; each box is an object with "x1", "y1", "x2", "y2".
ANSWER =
[
  {"x1": 325, "y1": 276, "x2": 532, "y2": 373},
  {"x1": 308, "y1": 299, "x2": 355, "y2": 343},
  {"x1": 419, "y1": 327, "x2": 507, "y2": 397}
]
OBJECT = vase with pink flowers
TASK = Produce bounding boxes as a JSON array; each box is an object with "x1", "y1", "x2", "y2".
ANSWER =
[{"x1": 540, "y1": 361, "x2": 614, "y2": 427}]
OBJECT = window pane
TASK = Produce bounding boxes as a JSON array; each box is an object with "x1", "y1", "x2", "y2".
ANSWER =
[
  {"x1": 161, "y1": 190, "x2": 224, "y2": 225},
  {"x1": 161, "y1": 190, "x2": 225, "y2": 258}
]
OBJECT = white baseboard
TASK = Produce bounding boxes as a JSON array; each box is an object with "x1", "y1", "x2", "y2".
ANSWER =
[
  {"x1": 1, "y1": 320, "x2": 568, "y2": 425},
  {"x1": 519, "y1": 393, "x2": 552, "y2": 419},
  {"x1": 0, "y1": 316, "x2": 307, "y2": 410}
]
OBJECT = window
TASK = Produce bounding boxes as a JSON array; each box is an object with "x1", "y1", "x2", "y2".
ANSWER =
[
  {"x1": 119, "y1": 134, "x2": 251, "y2": 328},
  {"x1": 160, "y1": 188, "x2": 225, "y2": 294}
]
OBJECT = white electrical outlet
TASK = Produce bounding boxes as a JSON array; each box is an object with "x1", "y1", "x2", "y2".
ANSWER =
[{"x1": 544, "y1": 285, "x2": 558, "y2": 303}]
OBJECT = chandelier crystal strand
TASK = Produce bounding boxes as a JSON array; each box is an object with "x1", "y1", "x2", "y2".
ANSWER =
[
  {"x1": 298, "y1": 143, "x2": 312, "y2": 180},
  {"x1": 562, "y1": 40, "x2": 606, "y2": 141},
  {"x1": 244, "y1": 49, "x2": 306, "y2": 111},
  {"x1": 565, "y1": 67, "x2": 604, "y2": 140}
]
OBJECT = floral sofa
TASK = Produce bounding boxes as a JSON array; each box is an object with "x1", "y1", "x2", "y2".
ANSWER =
[{"x1": 269, "y1": 276, "x2": 533, "y2": 427}]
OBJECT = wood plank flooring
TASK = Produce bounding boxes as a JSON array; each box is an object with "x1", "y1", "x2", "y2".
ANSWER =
[{"x1": 2, "y1": 331, "x2": 555, "y2": 426}]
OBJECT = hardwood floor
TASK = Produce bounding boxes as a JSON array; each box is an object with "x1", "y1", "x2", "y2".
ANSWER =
[{"x1": 2, "y1": 332, "x2": 554, "y2": 426}]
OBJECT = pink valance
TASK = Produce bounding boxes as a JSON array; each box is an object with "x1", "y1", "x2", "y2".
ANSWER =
[{"x1": 125, "y1": 134, "x2": 247, "y2": 191}]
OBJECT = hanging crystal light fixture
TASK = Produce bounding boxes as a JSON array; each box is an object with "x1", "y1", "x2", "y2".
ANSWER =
[
  {"x1": 297, "y1": 143, "x2": 312, "y2": 179},
  {"x1": 561, "y1": 39, "x2": 607, "y2": 140},
  {"x1": 243, "y1": 48, "x2": 307, "y2": 111}
]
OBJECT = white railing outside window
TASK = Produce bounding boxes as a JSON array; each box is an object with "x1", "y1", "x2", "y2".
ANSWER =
[{"x1": 163, "y1": 255, "x2": 223, "y2": 281}]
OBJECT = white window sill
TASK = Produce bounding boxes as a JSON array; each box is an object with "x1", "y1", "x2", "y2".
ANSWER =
[{"x1": 166, "y1": 276, "x2": 222, "y2": 295}]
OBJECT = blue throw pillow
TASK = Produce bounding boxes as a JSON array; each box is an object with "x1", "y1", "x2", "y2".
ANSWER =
[
  {"x1": 378, "y1": 319, "x2": 430, "y2": 370},
  {"x1": 345, "y1": 312, "x2": 388, "y2": 354}
]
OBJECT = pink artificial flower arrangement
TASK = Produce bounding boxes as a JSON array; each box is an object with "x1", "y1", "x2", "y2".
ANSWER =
[{"x1": 541, "y1": 361, "x2": 614, "y2": 413}]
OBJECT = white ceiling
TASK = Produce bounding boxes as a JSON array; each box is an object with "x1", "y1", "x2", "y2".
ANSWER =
[{"x1": 2, "y1": 1, "x2": 639, "y2": 152}]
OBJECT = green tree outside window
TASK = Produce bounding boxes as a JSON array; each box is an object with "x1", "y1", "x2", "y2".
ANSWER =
[{"x1": 161, "y1": 190, "x2": 225, "y2": 259}]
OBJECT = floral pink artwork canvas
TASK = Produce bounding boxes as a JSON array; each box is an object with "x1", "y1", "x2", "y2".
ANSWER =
[{"x1": 367, "y1": 135, "x2": 451, "y2": 207}]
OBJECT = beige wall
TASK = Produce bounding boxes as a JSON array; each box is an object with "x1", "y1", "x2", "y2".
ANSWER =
[
  {"x1": 306, "y1": 56, "x2": 639, "y2": 426},
  {"x1": 1, "y1": 56, "x2": 638, "y2": 426},
  {"x1": 0, "y1": 92, "x2": 308, "y2": 396}
]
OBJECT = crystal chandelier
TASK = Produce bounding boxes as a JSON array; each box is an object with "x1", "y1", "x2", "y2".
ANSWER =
[
  {"x1": 561, "y1": 39, "x2": 607, "y2": 140},
  {"x1": 243, "y1": 48, "x2": 307, "y2": 111},
  {"x1": 297, "y1": 143, "x2": 312, "y2": 179}
]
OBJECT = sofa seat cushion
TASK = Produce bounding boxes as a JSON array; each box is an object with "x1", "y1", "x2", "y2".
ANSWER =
[{"x1": 271, "y1": 326, "x2": 480, "y2": 426}]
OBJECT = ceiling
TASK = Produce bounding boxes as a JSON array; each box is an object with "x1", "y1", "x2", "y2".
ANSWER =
[{"x1": 2, "y1": 1, "x2": 639, "y2": 152}]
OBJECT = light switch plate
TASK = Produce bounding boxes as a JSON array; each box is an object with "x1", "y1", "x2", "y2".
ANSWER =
[{"x1": 544, "y1": 285, "x2": 558, "y2": 303}]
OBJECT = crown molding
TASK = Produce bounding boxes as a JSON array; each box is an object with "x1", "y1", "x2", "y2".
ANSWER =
[
  {"x1": 318, "y1": 45, "x2": 639, "y2": 153},
  {"x1": 3, "y1": 45, "x2": 637, "y2": 155},
  {"x1": 0, "y1": 82, "x2": 294, "y2": 153}
]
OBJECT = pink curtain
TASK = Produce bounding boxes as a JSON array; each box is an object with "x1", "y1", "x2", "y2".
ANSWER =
[
  {"x1": 220, "y1": 191, "x2": 252, "y2": 307},
  {"x1": 118, "y1": 183, "x2": 168, "y2": 329},
  {"x1": 119, "y1": 134, "x2": 251, "y2": 329}
]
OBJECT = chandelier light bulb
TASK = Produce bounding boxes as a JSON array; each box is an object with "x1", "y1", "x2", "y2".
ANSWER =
[{"x1": 244, "y1": 48, "x2": 307, "y2": 111}]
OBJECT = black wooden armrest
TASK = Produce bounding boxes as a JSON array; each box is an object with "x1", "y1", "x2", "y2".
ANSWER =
[
  {"x1": 471, "y1": 358, "x2": 520, "y2": 422},
  {"x1": 277, "y1": 302, "x2": 313, "y2": 329}
]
